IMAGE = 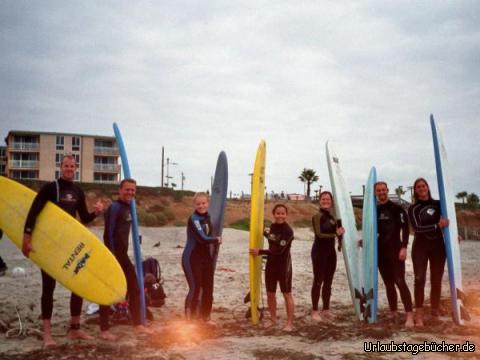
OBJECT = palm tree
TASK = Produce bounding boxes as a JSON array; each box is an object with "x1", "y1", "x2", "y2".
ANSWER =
[
  {"x1": 299, "y1": 168, "x2": 319, "y2": 199},
  {"x1": 456, "y1": 191, "x2": 468, "y2": 204},
  {"x1": 395, "y1": 186, "x2": 406, "y2": 200},
  {"x1": 467, "y1": 193, "x2": 479, "y2": 208}
]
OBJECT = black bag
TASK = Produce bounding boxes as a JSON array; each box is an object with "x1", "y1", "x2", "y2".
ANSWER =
[{"x1": 142, "y1": 257, "x2": 166, "y2": 307}]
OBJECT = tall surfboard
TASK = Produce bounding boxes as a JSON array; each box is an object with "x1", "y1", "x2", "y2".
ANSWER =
[
  {"x1": 209, "y1": 151, "x2": 228, "y2": 266},
  {"x1": 0, "y1": 176, "x2": 127, "y2": 305},
  {"x1": 249, "y1": 140, "x2": 266, "y2": 325},
  {"x1": 113, "y1": 123, "x2": 146, "y2": 325},
  {"x1": 430, "y1": 115, "x2": 469, "y2": 325},
  {"x1": 326, "y1": 141, "x2": 363, "y2": 321},
  {"x1": 362, "y1": 167, "x2": 378, "y2": 323}
]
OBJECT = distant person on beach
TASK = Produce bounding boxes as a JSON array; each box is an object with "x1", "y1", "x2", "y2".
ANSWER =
[
  {"x1": 408, "y1": 178, "x2": 449, "y2": 327},
  {"x1": 22, "y1": 154, "x2": 104, "y2": 347},
  {"x1": 250, "y1": 204, "x2": 295, "y2": 331},
  {"x1": 99, "y1": 178, "x2": 152, "y2": 340},
  {"x1": 375, "y1": 182, "x2": 414, "y2": 327},
  {"x1": 310, "y1": 191, "x2": 344, "y2": 322},
  {"x1": 0, "y1": 229, "x2": 7, "y2": 276},
  {"x1": 182, "y1": 192, "x2": 222, "y2": 324}
]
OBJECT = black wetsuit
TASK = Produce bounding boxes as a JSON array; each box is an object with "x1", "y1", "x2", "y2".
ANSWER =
[
  {"x1": 100, "y1": 200, "x2": 141, "y2": 330},
  {"x1": 408, "y1": 199, "x2": 446, "y2": 312},
  {"x1": 182, "y1": 211, "x2": 219, "y2": 320},
  {"x1": 311, "y1": 209, "x2": 339, "y2": 311},
  {"x1": 259, "y1": 222, "x2": 294, "y2": 293},
  {"x1": 0, "y1": 230, "x2": 6, "y2": 272},
  {"x1": 24, "y1": 178, "x2": 97, "y2": 320},
  {"x1": 377, "y1": 200, "x2": 413, "y2": 312}
]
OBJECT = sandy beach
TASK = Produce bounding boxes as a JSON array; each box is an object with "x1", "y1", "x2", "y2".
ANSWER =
[{"x1": 1, "y1": 226, "x2": 479, "y2": 359}]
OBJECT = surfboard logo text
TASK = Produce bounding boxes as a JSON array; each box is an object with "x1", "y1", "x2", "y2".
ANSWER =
[
  {"x1": 74, "y1": 252, "x2": 91, "y2": 275},
  {"x1": 63, "y1": 242, "x2": 85, "y2": 271}
]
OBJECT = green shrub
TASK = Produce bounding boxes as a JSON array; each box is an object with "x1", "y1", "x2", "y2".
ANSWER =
[
  {"x1": 155, "y1": 213, "x2": 167, "y2": 226},
  {"x1": 230, "y1": 218, "x2": 250, "y2": 231}
]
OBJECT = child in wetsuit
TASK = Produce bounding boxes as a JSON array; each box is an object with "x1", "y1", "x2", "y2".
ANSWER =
[{"x1": 250, "y1": 204, "x2": 295, "y2": 331}]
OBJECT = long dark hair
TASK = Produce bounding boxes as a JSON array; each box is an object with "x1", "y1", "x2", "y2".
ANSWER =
[{"x1": 412, "y1": 177, "x2": 432, "y2": 203}]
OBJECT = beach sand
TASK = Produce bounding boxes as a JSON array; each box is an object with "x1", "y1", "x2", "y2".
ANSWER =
[{"x1": 0, "y1": 226, "x2": 479, "y2": 359}]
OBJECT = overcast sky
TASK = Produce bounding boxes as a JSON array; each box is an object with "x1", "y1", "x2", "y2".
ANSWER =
[{"x1": 0, "y1": 1, "x2": 479, "y2": 199}]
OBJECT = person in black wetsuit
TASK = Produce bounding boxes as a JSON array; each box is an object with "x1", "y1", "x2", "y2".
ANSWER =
[
  {"x1": 182, "y1": 192, "x2": 222, "y2": 324},
  {"x1": 22, "y1": 155, "x2": 104, "y2": 347},
  {"x1": 99, "y1": 178, "x2": 152, "y2": 340},
  {"x1": 375, "y1": 181, "x2": 414, "y2": 327},
  {"x1": 0, "y1": 229, "x2": 7, "y2": 276},
  {"x1": 310, "y1": 191, "x2": 344, "y2": 322},
  {"x1": 250, "y1": 204, "x2": 295, "y2": 331},
  {"x1": 408, "y1": 177, "x2": 449, "y2": 327}
]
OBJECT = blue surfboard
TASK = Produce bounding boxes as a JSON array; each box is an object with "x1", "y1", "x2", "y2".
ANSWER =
[
  {"x1": 208, "y1": 151, "x2": 228, "y2": 266},
  {"x1": 113, "y1": 123, "x2": 146, "y2": 325},
  {"x1": 430, "y1": 115, "x2": 469, "y2": 325},
  {"x1": 362, "y1": 167, "x2": 378, "y2": 323}
]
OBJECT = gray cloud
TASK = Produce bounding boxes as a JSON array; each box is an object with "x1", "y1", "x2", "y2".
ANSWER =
[{"x1": 0, "y1": 0, "x2": 478, "y2": 198}]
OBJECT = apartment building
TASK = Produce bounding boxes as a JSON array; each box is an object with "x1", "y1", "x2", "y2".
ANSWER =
[
  {"x1": 4, "y1": 131, "x2": 121, "y2": 183},
  {"x1": 0, "y1": 146, "x2": 6, "y2": 176}
]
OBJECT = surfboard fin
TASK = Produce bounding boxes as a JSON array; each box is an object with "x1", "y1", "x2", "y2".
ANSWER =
[
  {"x1": 456, "y1": 288, "x2": 466, "y2": 302},
  {"x1": 364, "y1": 304, "x2": 371, "y2": 323},
  {"x1": 365, "y1": 288, "x2": 374, "y2": 300},
  {"x1": 355, "y1": 288, "x2": 366, "y2": 313},
  {"x1": 244, "y1": 291, "x2": 251, "y2": 304},
  {"x1": 460, "y1": 304, "x2": 471, "y2": 321}
]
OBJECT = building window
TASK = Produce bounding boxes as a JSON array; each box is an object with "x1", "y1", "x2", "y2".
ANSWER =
[
  {"x1": 72, "y1": 136, "x2": 80, "y2": 151},
  {"x1": 75, "y1": 171, "x2": 80, "y2": 181},
  {"x1": 55, "y1": 153, "x2": 63, "y2": 166},
  {"x1": 55, "y1": 170, "x2": 60, "y2": 179},
  {"x1": 56, "y1": 136, "x2": 64, "y2": 151},
  {"x1": 74, "y1": 153, "x2": 80, "y2": 165}
]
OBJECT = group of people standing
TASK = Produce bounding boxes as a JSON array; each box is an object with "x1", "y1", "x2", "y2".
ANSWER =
[
  {"x1": 250, "y1": 178, "x2": 450, "y2": 331},
  {"x1": 15, "y1": 154, "x2": 452, "y2": 347}
]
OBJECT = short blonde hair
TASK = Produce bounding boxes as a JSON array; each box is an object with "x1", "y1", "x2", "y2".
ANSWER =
[{"x1": 193, "y1": 192, "x2": 209, "y2": 202}]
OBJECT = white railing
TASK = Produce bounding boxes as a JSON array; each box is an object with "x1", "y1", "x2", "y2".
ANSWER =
[
  {"x1": 11, "y1": 143, "x2": 39, "y2": 151},
  {"x1": 94, "y1": 164, "x2": 120, "y2": 172},
  {"x1": 93, "y1": 179, "x2": 119, "y2": 184},
  {"x1": 94, "y1": 146, "x2": 119, "y2": 156},
  {"x1": 9, "y1": 160, "x2": 39, "y2": 168}
]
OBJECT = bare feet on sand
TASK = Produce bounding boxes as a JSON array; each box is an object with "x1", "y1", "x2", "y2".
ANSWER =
[
  {"x1": 263, "y1": 319, "x2": 277, "y2": 329},
  {"x1": 135, "y1": 325, "x2": 154, "y2": 335},
  {"x1": 415, "y1": 309, "x2": 424, "y2": 328},
  {"x1": 67, "y1": 329, "x2": 94, "y2": 341},
  {"x1": 311, "y1": 311, "x2": 322, "y2": 321},
  {"x1": 321, "y1": 310, "x2": 335, "y2": 321},
  {"x1": 43, "y1": 334, "x2": 57, "y2": 348},
  {"x1": 405, "y1": 312, "x2": 414, "y2": 328},
  {"x1": 99, "y1": 330, "x2": 118, "y2": 341},
  {"x1": 283, "y1": 323, "x2": 294, "y2": 332}
]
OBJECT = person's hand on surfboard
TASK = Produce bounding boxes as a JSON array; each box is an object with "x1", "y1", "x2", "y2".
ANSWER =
[
  {"x1": 357, "y1": 239, "x2": 363, "y2": 248},
  {"x1": 336, "y1": 227, "x2": 345, "y2": 237},
  {"x1": 398, "y1": 247, "x2": 407, "y2": 261},
  {"x1": 438, "y1": 217, "x2": 449, "y2": 229},
  {"x1": 22, "y1": 233, "x2": 34, "y2": 257},
  {"x1": 249, "y1": 248, "x2": 260, "y2": 257},
  {"x1": 93, "y1": 201, "x2": 105, "y2": 216}
]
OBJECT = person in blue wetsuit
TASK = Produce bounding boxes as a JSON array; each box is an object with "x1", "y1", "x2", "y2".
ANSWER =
[
  {"x1": 408, "y1": 177, "x2": 449, "y2": 327},
  {"x1": 250, "y1": 204, "x2": 295, "y2": 331},
  {"x1": 182, "y1": 192, "x2": 222, "y2": 324},
  {"x1": 99, "y1": 178, "x2": 152, "y2": 340}
]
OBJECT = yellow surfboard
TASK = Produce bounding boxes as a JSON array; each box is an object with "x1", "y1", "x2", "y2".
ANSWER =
[
  {"x1": 249, "y1": 140, "x2": 266, "y2": 325},
  {"x1": 0, "y1": 176, "x2": 127, "y2": 305}
]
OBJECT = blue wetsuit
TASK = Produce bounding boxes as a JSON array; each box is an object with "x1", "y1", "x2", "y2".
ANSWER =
[{"x1": 182, "y1": 211, "x2": 219, "y2": 320}]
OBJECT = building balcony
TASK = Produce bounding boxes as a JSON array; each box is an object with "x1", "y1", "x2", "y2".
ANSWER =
[
  {"x1": 94, "y1": 164, "x2": 121, "y2": 173},
  {"x1": 9, "y1": 160, "x2": 39, "y2": 169},
  {"x1": 93, "y1": 179, "x2": 119, "y2": 184},
  {"x1": 94, "y1": 146, "x2": 119, "y2": 156},
  {"x1": 9, "y1": 143, "x2": 40, "y2": 151}
]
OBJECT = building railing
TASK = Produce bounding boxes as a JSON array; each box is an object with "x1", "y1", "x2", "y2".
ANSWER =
[
  {"x1": 94, "y1": 146, "x2": 119, "y2": 156},
  {"x1": 10, "y1": 143, "x2": 40, "y2": 151},
  {"x1": 93, "y1": 179, "x2": 119, "y2": 184},
  {"x1": 9, "y1": 160, "x2": 39, "y2": 169},
  {"x1": 94, "y1": 164, "x2": 121, "y2": 172}
]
